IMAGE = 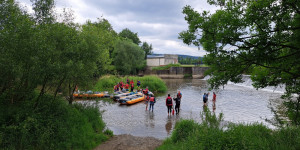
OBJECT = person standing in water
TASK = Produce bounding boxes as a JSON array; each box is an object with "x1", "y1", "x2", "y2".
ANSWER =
[
  {"x1": 173, "y1": 96, "x2": 181, "y2": 115},
  {"x1": 149, "y1": 95, "x2": 156, "y2": 112},
  {"x1": 203, "y1": 92, "x2": 209, "y2": 106},
  {"x1": 212, "y1": 92, "x2": 216, "y2": 111},
  {"x1": 145, "y1": 95, "x2": 150, "y2": 110},
  {"x1": 166, "y1": 94, "x2": 173, "y2": 115}
]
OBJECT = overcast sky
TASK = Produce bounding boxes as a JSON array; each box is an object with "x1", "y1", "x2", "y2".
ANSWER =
[{"x1": 17, "y1": 0, "x2": 218, "y2": 56}]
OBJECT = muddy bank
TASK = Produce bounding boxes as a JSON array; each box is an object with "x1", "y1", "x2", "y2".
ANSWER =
[{"x1": 94, "y1": 134, "x2": 163, "y2": 150}]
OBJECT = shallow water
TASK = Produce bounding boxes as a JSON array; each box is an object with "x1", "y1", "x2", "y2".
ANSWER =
[{"x1": 78, "y1": 79, "x2": 283, "y2": 140}]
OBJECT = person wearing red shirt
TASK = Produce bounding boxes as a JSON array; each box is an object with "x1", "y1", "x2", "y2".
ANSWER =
[
  {"x1": 166, "y1": 94, "x2": 173, "y2": 115},
  {"x1": 125, "y1": 83, "x2": 129, "y2": 91},
  {"x1": 149, "y1": 96, "x2": 156, "y2": 112}
]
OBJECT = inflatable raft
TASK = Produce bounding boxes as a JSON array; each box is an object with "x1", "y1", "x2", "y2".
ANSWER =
[
  {"x1": 73, "y1": 91, "x2": 109, "y2": 98},
  {"x1": 118, "y1": 92, "x2": 145, "y2": 105}
]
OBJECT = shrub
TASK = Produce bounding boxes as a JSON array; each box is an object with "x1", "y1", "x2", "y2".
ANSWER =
[
  {"x1": 0, "y1": 94, "x2": 111, "y2": 150},
  {"x1": 93, "y1": 75, "x2": 167, "y2": 93}
]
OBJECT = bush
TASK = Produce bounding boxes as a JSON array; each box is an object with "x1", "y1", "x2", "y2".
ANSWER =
[
  {"x1": 93, "y1": 75, "x2": 167, "y2": 93},
  {"x1": 0, "y1": 94, "x2": 110, "y2": 150}
]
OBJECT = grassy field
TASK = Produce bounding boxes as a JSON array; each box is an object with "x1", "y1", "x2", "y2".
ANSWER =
[{"x1": 158, "y1": 108, "x2": 300, "y2": 150}]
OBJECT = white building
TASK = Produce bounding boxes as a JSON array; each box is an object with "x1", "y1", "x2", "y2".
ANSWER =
[{"x1": 146, "y1": 54, "x2": 178, "y2": 67}]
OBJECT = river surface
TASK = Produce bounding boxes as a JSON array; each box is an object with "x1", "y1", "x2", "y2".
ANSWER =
[{"x1": 78, "y1": 79, "x2": 283, "y2": 140}]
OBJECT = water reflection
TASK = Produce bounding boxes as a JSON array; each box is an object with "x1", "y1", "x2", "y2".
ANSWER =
[
  {"x1": 144, "y1": 111, "x2": 155, "y2": 128},
  {"x1": 165, "y1": 116, "x2": 173, "y2": 135}
]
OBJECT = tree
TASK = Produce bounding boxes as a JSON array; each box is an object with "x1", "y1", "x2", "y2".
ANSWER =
[
  {"x1": 119, "y1": 28, "x2": 141, "y2": 45},
  {"x1": 179, "y1": 0, "x2": 300, "y2": 125},
  {"x1": 141, "y1": 41, "x2": 153, "y2": 59},
  {"x1": 82, "y1": 19, "x2": 117, "y2": 77},
  {"x1": 113, "y1": 39, "x2": 145, "y2": 75}
]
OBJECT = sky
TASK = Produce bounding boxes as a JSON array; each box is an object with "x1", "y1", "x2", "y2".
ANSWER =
[{"x1": 17, "y1": 0, "x2": 218, "y2": 56}]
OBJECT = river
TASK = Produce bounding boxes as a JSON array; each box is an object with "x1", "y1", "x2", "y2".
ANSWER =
[{"x1": 78, "y1": 78, "x2": 284, "y2": 140}]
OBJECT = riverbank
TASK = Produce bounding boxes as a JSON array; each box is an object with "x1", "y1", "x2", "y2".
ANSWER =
[
  {"x1": 94, "y1": 134, "x2": 162, "y2": 150},
  {"x1": 157, "y1": 109, "x2": 300, "y2": 150}
]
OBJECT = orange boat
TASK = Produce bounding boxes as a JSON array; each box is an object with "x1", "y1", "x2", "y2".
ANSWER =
[{"x1": 73, "y1": 92, "x2": 104, "y2": 98}]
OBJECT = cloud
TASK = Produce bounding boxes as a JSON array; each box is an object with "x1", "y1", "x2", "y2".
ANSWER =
[{"x1": 17, "y1": 0, "x2": 218, "y2": 56}]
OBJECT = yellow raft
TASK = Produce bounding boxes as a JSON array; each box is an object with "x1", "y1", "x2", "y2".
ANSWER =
[{"x1": 126, "y1": 95, "x2": 145, "y2": 105}]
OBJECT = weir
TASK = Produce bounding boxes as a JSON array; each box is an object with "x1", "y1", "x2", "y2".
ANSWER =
[
  {"x1": 203, "y1": 75, "x2": 286, "y2": 94},
  {"x1": 143, "y1": 67, "x2": 210, "y2": 79}
]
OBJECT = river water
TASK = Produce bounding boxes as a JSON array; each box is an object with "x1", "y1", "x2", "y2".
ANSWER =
[{"x1": 78, "y1": 78, "x2": 284, "y2": 140}]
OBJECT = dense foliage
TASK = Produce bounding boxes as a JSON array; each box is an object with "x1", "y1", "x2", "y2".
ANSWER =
[
  {"x1": 0, "y1": 0, "x2": 150, "y2": 149},
  {"x1": 178, "y1": 56, "x2": 203, "y2": 65},
  {"x1": 93, "y1": 75, "x2": 167, "y2": 93},
  {"x1": 119, "y1": 28, "x2": 141, "y2": 45},
  {"x1": 113, "y1": 40, "x2": 146, "y2": 75},
  {"x1": 141, "y1": 41, "x2": 153, "y2": 59},
  {"x1": 0, "y1": 94, "x2": 111, "y2": 149},
  {"x1": 179, "y1": 0, "x2": 300, "y2": 125},
  {"x1": 158, "y1": 109, "x2": 300, "y2": 150}
]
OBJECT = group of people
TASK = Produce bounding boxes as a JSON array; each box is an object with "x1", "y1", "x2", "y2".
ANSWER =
[
  {"x1": 143, "y1": 87, "x2": 155, "y2": 111},
  {"x1": 165, "y1": 91, "x2": 182, "y2": 115},
  {"x1": 203, "y1": 92, "x2": 216, "y2": 107},
  {"x1": 114, "y1": 78, "x2": 141, "y2": 92},
  {"x1": 146, "y1": 90, "x2": 217, "y2": 115}
]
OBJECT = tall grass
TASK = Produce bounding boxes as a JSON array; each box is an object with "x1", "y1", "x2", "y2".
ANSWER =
[
  {"x1": 158, "y1": 108, "x2": 300, "y2": 150},
  {"x1": 0, "y1": 94, "x2": 112, "y2": 150},
  {"x1": 93, "y1": 75, "x2": 167, "y2": 93}
]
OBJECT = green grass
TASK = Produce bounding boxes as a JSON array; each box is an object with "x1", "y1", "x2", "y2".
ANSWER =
[
  {"x1": 93, "y1": 75, "x2": 167, "y2": 93},
  {"x1": 0, "y1": 93, "x2": 112, "y2": 150},
  {"x1": 152, "y1": 64, "x2": 181, "y2": 70},
  {"x1": 158, "y1": 108, "x2": 300, "y2": 150}
]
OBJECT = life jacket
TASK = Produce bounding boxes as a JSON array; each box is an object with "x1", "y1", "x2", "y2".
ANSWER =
[
  {"x1": 177, "y1": 93, "x2": 182, "y2": 99},
  {"x1": 131, "y1": 83, "x2": 134, "y2": 88},
  {"x1": 125, "y1": 84, "x2": 129, "y2": 89},
  {"x1": 146, "y1": 96, "x2": 150, "y2": 101},
  {"x1": 150, "y1": 97, "x2": 155, "y2": 102},
  {"x1": 166, "y1": 97, "x2": 172, "y2": 105}
]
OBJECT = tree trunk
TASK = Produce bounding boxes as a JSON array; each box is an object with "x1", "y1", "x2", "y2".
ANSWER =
[
  {"x1": 295, "y1": 95, "x2": 300, "y2": 125},
  {"x1": 34, "y1": 76, "x2": 48, "y2": 109},
  {"x1": 54, "y1": 76, "x2": 66, "y2": 99},
  {"x1": 68, "y1": 83, "x2": 76, "y2": 105}
]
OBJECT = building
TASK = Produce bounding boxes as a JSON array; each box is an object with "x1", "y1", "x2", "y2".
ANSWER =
[{"x1": 146, "y1": 54, "x2": 178, "y2": 67}]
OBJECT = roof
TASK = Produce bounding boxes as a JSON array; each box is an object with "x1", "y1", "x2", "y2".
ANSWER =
[{"x1": 147, "y1": 54, "x2": 164, "y2": 58}]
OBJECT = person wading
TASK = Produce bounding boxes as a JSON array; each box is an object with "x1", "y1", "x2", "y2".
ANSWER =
[
  {"x1": 166, "y1": 94, "x2": 173, "y2": 115},
  {"x1": 173, "y1": 97, "x2": 181, "y2": 115},
  {"x1": 175, "y1": 91, "x2": 182, "y2": 114},
  {"x1": 149, "y1": 95, "x2": 156, "y2": 112},
  {"x1": 145, "y1": 95, "x2": 150, "y2": 111}
]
